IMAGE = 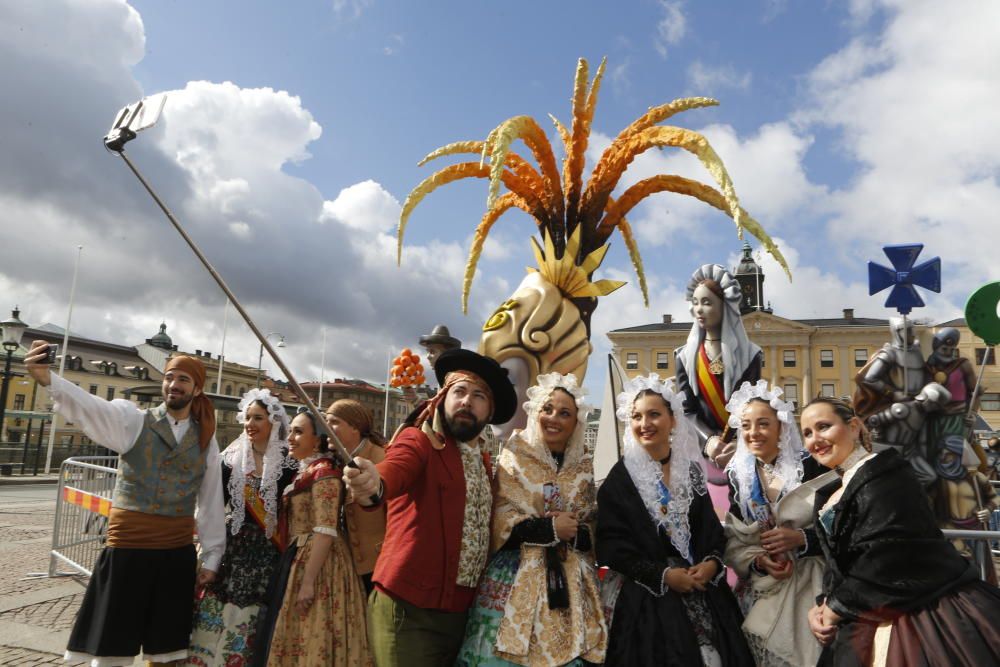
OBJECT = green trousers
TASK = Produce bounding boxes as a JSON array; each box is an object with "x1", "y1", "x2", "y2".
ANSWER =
[{"x1": 368, "y1": 588, "x2": 469, "y2": 667}]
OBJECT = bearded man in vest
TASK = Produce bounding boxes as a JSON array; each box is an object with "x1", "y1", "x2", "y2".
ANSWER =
[
  {"x1": 345, "y1": 348, "x2": 516, "y2": 667},
  {"x1": 25, "y1": 340, "x2": 225, "y2": 666}
]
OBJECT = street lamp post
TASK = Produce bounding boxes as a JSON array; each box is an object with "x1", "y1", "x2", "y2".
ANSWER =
[
  {"x1": 256, "y1": 333, "x2": 285, "y2": 388},
  {"x1": 0, "y1": 308, "x2": 29, "y2": 447}
]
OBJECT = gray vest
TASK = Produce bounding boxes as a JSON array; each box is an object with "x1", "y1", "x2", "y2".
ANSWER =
[{"x1": 112, "y1": 404, "x2": 209, "y2": 516}]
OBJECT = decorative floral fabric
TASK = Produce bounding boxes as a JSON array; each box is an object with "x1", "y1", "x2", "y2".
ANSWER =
[
  {"x1": 456, "y1": 439, "x2": 492, "y2": 588},
  {"x1": 266, "y1": 471, "x2": 372, "y2": 667},
  {"x1": 467, "y1": 426, "x2": 606, "y2": 665},
  {"x1": 187, "y1": 475, "x2": 285, "y2": 666}
]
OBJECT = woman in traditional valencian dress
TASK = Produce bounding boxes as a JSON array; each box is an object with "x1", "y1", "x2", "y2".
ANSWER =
[
  {"x1": 674, "y1": 264, "x2": 762, "y2": 479},
  {"x1": 263, "y1": 410, "x2": 372, "y2": 667},
  {"x1": 597, "y1": 374, "x2": 752, "y2": 667},
  {"x1": 801, "y1": 396, "x2": 1000, "y2": 666},
  {"x1": 723, "y1": 380, "x2": 833, "y2": 667},
  {"x1": 457, "y1": 372, "x2": 607, "y2": 666},
  {"x1": 324, "y1": 399, "x2": 387, "y2": 595},
  {"x1": 187, "y1": 389, "x2": 297, "y2": 667}
]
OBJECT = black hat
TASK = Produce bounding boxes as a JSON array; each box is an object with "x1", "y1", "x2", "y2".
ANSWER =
[
  {"x1": 419, "y1": 324, "x2": 462, "y2": 349},
  {"x1": 434, "y1": 348, "x2": 517, "y2": 424}
]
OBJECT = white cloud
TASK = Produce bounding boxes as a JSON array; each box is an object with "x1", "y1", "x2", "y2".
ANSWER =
[
  {"x1": 797, "y1": 0, "x2": 1000, "y2": 309},
  {"x1": 687, "y1": 61, "x2": 752, "y2": 94},
  {"x1": 321, "y1": 180, "x2": 400, "y2": 234},
  {"x1": 0, "y1": 0, "x2": 511, "y2": 388},
  {"x1": 654, "y1": 1, "x2": 687, "y2": 58},
  {"x1": 228, "y1": 221, "x2": 251, "y2": 239},
  {"x1": 610, "y1": 57, "x2": 632, "y2": 97},
  {"x1": 383, "y1": 33, "x2": 404, "y2": 56},
  {"x1": 585, "y1": 120, "x2": 826, "y2": 248},
  {"x1": 332, "y1": 0, "x2": 372, "y2": 20}
]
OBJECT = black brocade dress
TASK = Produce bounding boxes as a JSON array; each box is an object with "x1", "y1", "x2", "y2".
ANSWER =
[
  {"x1": 597, "y1": 460, "x2": 753, "y2": 666},
  {"x1": 814, "y1": 449, "x2": 1000, "y2": 667}
]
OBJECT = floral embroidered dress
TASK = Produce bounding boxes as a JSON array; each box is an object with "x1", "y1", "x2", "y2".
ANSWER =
[
  {"x1": 187, "y1": 468, "x2": 295, "y2": 667},
  {"x1": 265, "y1": 456, "x2": 372, "y2": 667},
  {"x1": 187, "y1": 389, "x2": 297, "y2": 667},
  {"x1": 457, "y1": 373, "x2": 607, "y2": 667}
]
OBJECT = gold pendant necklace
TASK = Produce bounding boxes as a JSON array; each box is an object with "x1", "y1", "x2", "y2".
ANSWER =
[{"x1": 709, "y1": 353, "x2": 725, "y2": 375}]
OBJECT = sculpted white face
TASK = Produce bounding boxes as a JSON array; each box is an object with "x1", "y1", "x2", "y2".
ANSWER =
[{"x1": 691, "y1": 283, "x2": 723, "y2": 334}]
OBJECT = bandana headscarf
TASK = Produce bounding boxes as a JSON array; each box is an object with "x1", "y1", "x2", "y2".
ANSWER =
[
  {"x1": 327, "y1": 399, "x2": 387, "y2": 447},
  {"x1": 165, "y1": 355, "x2": 215, "y2": 451},
  {"x1": 409, "y1": 371, "x2": 493, "y2": 450}
]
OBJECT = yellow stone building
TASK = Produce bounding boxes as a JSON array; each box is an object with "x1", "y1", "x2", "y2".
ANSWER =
[{"x1": 606, "y1": 247, "x2": 999, "y2": 433}]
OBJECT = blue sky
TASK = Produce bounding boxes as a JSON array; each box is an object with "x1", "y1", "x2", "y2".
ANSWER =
[{"x1": 1, "y1": 0, "x2": 997, "y2": 398}]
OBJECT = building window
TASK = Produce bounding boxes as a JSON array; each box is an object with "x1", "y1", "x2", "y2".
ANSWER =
[
  {"x1": 976, "y1": 348, "x2": 996, "y2": 366},
  {"x1": 783, "y1": 350, "x2": 796, "y2": 368},
  {"x1": 854, "y1": 349, "x2": 868, "y2": 367},
  {"x1": 89, "y1": 384, "x2": 98, "y2": 395},
  {"x1": 626, "y1": 352, "x2": 638, "y2": 370},
  {"x1": 783, "y1": 383, "x2": 799, "y2": 410},
  {"x1": 820, "y1": 383, "x2": 836, "y2": 397},
  {"x1": 820, "y1": 350, "x2": 834, "y2": 368},
  {"x1": 225, "y1": 384, "x2": 233, "y2": 395},
  {"x1": 656, "y1": 352, "x2": 669, "y2": 370},
  {"x1": 13, "y1": 394, "x2": 25, "y2": 410},
  {"x1": 106, "y1": 387, "x2": 115, "y2": 401},
  {"x1": 981, "y1": 392, "x2": 1000, "y2": 411},
  {"x1": 211, "y1": 382, "x2": 217, "y2": 393}
]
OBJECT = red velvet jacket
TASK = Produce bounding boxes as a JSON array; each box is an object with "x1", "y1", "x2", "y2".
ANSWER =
[{"x1": 372, "y1": 426, "x2": 492, "y2": 612}]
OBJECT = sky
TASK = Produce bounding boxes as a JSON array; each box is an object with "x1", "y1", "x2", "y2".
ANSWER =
[{"x1": 1, "y1": 0, "x2": 998, "y2": 400}]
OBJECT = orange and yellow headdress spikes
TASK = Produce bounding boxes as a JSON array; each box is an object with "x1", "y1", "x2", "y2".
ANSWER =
[{"x1": 397, "y1": 57, "x2": 789, "y2": 313}]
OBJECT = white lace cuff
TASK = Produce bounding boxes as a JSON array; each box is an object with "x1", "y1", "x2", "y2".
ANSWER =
[
  {"x1": 313, "y1": 526, "x2": 338, "y2": 537},
  {"x1": 637, "y1": 566, "x2": 671, "y2": 597}
]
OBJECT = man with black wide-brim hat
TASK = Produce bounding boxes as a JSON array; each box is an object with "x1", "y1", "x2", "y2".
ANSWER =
[
  {"x1": 418, "y1": 324, "x2": 462, "y2": 370},
  {"x1": 345, "y1": 348, "x2": 515, "y2": 666}
]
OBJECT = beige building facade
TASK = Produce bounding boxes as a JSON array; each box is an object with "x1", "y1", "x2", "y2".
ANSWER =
[{"x1": 608, "y1": 310, "x2": 998, "y2": 432}]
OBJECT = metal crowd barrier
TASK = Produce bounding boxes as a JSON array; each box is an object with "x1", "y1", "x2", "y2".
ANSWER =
[{"x1": 49, "y1": 456, "x2": 119, "y2": 577}]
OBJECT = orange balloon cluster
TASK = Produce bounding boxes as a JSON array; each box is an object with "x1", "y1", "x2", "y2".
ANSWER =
[{"x1": 390, "y1": 348, "x2": 426, "y2": 388}]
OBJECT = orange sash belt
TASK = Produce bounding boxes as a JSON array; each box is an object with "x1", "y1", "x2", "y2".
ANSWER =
[{"x1": 106, "y1": 508, "x2": 194, "y2": 549}]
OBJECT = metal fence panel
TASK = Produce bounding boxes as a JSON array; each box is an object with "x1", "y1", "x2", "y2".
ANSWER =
[{"x1": 49, "y1": 456, "x2": 118, "y2": 577}]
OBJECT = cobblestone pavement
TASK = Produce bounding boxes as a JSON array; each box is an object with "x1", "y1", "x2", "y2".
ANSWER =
[{"x1": 0, "y1": 484, "x2": 87, "y2": 665}]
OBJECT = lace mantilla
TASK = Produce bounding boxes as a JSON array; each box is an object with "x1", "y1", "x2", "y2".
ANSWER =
[
  {"x1": 517, "y1": 372, "x2": 593, "y2": 469},
  {"x1": 617, "y1": 373, "x2": 706, "y2": 562},
  {"x1": 724, "y1": 380, "x2": 804, "y2": 517},
  {"x1": 220, "y1": 388, "x2": 296, "y2": 538}
]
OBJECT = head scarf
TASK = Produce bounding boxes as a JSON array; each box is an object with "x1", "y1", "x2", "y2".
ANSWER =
[
  {"x1": 409, "y1": 370, "x2": 493, "y2": 450},
  {"x1": 724, "y1": 380, "x2": 804, "y2": 518},
  {"x1": 679, "y1": 264, "x2": 761, "y2": 400},
  {"x1": 221, "y1": 388, "x2": 296, "y2": 537},
  {"x1": 936, "y1": 435, "x2": 968, "y2": 481},
  {"x1": 327, "y1": 399, "x2": 386, "y2": 447},
  {"x1": 164, "y1": 355, "x2": 215, "y2": 451},
  {"x1": 617, "y1": 373, "x2": 706, "y2": 562}
]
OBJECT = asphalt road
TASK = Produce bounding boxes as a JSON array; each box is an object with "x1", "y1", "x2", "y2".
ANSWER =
[{"x1": 0, "y1": 484, "x2": 59, "y2": 505}]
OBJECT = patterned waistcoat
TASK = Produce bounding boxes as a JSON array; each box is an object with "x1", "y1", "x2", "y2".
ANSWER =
[{"x1": 113, "y1": 404, "x2": 209, "y2": 516}]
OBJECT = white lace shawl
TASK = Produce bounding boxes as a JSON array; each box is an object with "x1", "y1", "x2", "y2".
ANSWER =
[
  {"x1": 723, "y1": 380, "x2": 804, "y2": 517},
  {"x1": 617, "y1": 373, "x2": 707, "y2": 562},
  {"x1": 220, "y1": 388, "x2": 296, "y2": 538},
  {"x1": 678, "y1": 263, "x2": 762, "y2": 400}
]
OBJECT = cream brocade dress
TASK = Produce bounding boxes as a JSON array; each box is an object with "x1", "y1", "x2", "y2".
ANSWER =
[{"x1": 266, "y1": 472, "x2": 372, "y2": 667}]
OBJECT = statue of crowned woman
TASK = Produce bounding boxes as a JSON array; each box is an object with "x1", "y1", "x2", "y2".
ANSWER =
[{"x1": 675, "y1": 264, "x2": 763, "y2": 484}]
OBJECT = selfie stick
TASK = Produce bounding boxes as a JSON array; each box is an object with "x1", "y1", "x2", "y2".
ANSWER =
[{"x1": 102, "y1": 97, "x2": 370, "y2": 491}]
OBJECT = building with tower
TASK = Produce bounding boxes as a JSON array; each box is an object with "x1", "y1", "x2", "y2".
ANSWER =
[{"x1": 607, "y1": 247, "x2": 999, "y2": 433}]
